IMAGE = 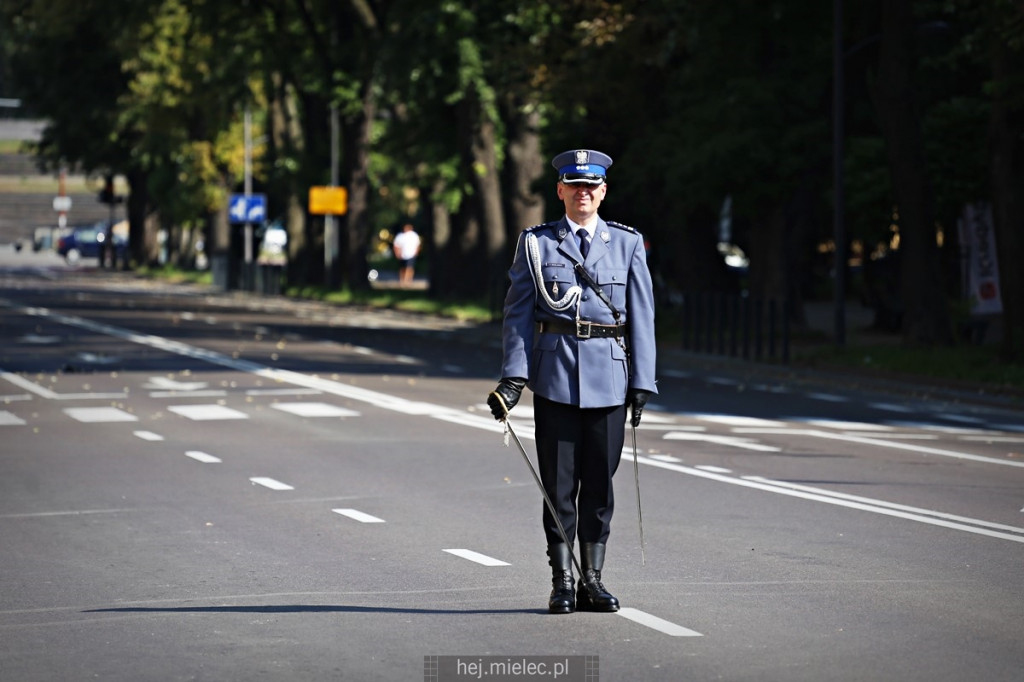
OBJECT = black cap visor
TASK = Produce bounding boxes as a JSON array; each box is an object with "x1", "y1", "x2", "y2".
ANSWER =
[{"x1": 559, "y1": 172, "x2": 605, "y2": 186}]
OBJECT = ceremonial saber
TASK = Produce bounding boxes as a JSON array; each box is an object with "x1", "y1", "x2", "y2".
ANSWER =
[
  {"x1": 631, "y1": 420, "x2": 646, "y2": 565},
  {"x1": 500, "y1": 416, "x2": 584, "y2": 578}
]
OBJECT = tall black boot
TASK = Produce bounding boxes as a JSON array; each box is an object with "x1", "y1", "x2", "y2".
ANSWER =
[
  {"x1": 547, "y1": 544, "x2": 575, "y2": 614},
  {"x1": 576, "y1": 542, "x2": 619, "y2": 612}
]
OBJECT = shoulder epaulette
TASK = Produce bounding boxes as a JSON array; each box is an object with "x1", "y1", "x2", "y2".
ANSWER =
[
  {"x1": 606, "y1": 220, "x2": 637, "y2": 233},
  {"x1": 528, "y1": 224, "x2": 561, "y2": 235}
]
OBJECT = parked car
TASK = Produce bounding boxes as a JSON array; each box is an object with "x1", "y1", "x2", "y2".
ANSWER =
[{"x1": 55, "y1": 221, "x2": 128, "y2": 264}]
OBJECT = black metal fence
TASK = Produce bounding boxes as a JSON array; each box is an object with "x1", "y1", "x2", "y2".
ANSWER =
[{"x1": 680, "y1": 292, "x2": 791, "y2": 363}]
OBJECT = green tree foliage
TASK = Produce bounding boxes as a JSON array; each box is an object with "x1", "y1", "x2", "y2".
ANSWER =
[{"x1": 3, "y1": 0, "x2": 1023, "y2": 353}]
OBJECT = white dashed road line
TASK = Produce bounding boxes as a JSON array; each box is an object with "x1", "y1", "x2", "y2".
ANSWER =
[
  {"x1": 443, "y1": 549, "x2": 510, "y2": 567},
  {"x1": 133, "y1": 430, "x2": 164, "y2": 441},
  {"x1": 332, "y1": 508, "x2": 385, "y2": 523},
  {"x1": 186, "y1": 451, "x2": 222, "y2": 464},
  {"x1": 249, "y1": 477, "x2": 294, "y2": 491},
  {"x1": 617, "y1": 607, "x2": 703, "y2": 637}
]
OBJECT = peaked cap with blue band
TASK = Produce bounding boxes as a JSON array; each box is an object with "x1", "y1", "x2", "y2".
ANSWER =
[{"x1": 552, "y1": 149, "x2": 613, "y2": 185}]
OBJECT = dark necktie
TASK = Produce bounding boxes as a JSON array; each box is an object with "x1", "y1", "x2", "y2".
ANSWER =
[{"x1": 577, "y1": 230, "x2": 590, "y2": 258}]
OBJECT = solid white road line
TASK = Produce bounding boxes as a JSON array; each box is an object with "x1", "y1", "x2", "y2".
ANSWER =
[
  {"x1": 1, "y1": 369, "x2": 126, "y2": 400},
  {"x1": 805, "y1": 419, "x2": 892, "y2": 431},
  {"x1": 617, "y1": 607, "x2": 703, "y2": 637},
  {"x1": 635, "y1": 455, "x2": 1024, "y2": 543},
  {"x1": 714, "y1": 427, "x2": 1024, "y2": 469},
  {"x1": 649, "y1": 454, "x2": 682, "y2": 463},
  {"x1": 742, "y1": 476, "x2": 1024, "y2": 536},
  {"x1": 332, "y1": 508, "x2": 385, "y2": 523},
  {"x1": 806, "y1": 392, "x2": 848, "y2": 402},
  {"x1": 0, "y1": 508, "x2": 134, "y2": 518},
  {"x1": 695, "y1": 465, "x2": 732, "y2": 473},
  {"x1": 692, "y1": 414, "x2": 785, "y2": 427},
  {"x1": 250, "y1": 477, "x2": 294, "y2": 491},
  {"x1": 806, "y1": 428, "x2": 1024, "y2": 468},
  {"x1": 186, "y1": 451, "x2": 222, "y2": 464},
  {"x1": 869, "y1": 403, "x2": 915, "y2": 413},
  {"x1": 443, "y1": 549, "x2": 510, "y2": 566},
  {"x1": 245, "y1": 388, "x2": 321, "y2": 397},
  {"x1": 960, "y1": 435, "x2": 1024, "y2": 443},
  {"x1": 663, "y1": 431, "x2": 781, "y2": 452}
]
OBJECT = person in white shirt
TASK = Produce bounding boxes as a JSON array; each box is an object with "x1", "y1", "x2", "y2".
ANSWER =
[{"x1": 392, "y1": 223, "x2": 422, "y2": 287}]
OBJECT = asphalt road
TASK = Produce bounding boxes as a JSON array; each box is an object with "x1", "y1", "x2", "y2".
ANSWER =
[{"x1": 1, "y1": 246, "x2": 1022, "y2": 682}]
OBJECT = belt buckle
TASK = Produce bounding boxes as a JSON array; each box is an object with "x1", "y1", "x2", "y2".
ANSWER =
[{"x1": 576, "y1": 321, "x2": 592, "y2": 339}]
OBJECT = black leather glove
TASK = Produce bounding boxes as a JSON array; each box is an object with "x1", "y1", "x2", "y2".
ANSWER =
[
  {"x1": 626, "y1": 389, "x2": 651, "y2": 427},
  {"x1": 488, "y1": 377, "x2": 526, "y2": 420}
]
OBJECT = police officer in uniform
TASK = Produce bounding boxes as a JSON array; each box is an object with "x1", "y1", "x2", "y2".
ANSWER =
[{"x1": 487, "y1": 149, "x2": 657, "y2": 614}]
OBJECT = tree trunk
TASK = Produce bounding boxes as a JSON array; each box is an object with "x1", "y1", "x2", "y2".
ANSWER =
[
  {"x1": 426, "y1": 178, "x2": 453, "y2": 298},
  {"x1": 341, "y1": 82, "x2": 376, "y2": 291},
  {"x1": 125, "y1": 167, "x2": 150, "y2": 267},
  {"x1": 870, "y1": 0, "x2": 952, "y2": 346},
  {"x1": 501, "y1": 95, "x2": 545, "y2": 250},
  {"x1": 267, "y1": 72, "x2": 311, "y2": 288},
  {"x1": 452, "y1": 91, "x2": 506, "y2": 299}
]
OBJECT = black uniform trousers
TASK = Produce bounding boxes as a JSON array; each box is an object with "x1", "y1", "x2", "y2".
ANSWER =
[{"x1": 534, "y1": 394, "x2": 626, "y2": 547}]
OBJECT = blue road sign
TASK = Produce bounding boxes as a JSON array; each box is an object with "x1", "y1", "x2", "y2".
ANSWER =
[{"x1": 228, "y1": 194, "x2": 267, "y2": 224}]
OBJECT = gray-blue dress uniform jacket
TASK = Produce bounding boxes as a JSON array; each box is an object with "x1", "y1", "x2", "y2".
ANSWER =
[{"x1": 500, "y1": 216, "x2": 658, "y2": 409}]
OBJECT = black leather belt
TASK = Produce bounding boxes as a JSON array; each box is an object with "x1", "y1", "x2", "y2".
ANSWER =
[{"x1": 537, "y1": 319, "x2": 627, "y2": 339}]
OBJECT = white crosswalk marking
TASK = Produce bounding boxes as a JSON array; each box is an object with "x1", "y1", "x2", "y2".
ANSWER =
[
  {"x1": 0, "y1": 410, "x2": 26, "y2": 426},
  {"x1": 168, "y1": 404, "x2": 249, "y2": 421},
  {"x1": 271, "y1": 402, "x2": 359, "y2": 418},
  {"x1": 64, "y1": 407, "x2": 138, "y2": 423}
]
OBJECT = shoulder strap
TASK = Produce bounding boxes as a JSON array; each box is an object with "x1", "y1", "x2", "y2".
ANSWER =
[{"x1": 574, "y1": 263, "x2": 621, "y2": 323}]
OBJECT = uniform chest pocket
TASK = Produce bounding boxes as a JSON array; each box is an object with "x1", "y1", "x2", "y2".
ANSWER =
[
  {"x1": 595, "y1": 268, "x2": 628, "y2": 309},
  {"x1": 541, "y1": 263, "x2": 570, "y2": 298}
]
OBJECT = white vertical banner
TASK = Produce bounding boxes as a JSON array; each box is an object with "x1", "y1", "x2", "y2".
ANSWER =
[{"x1": 957, "y1": 202, "x2": 1003, "y2": 315}]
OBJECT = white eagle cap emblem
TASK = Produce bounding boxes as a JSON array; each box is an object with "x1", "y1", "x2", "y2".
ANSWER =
[{"x1": 574, "y1": 150, "x2": 590, "y2": 165}]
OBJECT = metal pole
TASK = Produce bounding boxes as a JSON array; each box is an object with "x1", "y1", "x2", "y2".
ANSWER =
[
  {"x1": 244, "y1": 108, "x2": 253, "y2": 268},
  {"x1": 631, "y1": 422, "x2": 646, "y2": 565},
  {"x1": 324, "y1": 105, "x2": 339, "y2": 288},
  {"x1": 833, "y1": 0, "x2": 847, "y2": 346}
]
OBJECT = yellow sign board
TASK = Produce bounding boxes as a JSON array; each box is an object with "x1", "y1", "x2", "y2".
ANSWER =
[{"x1": 309, "y1": 186, "x2": 348, "y2": 215}]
